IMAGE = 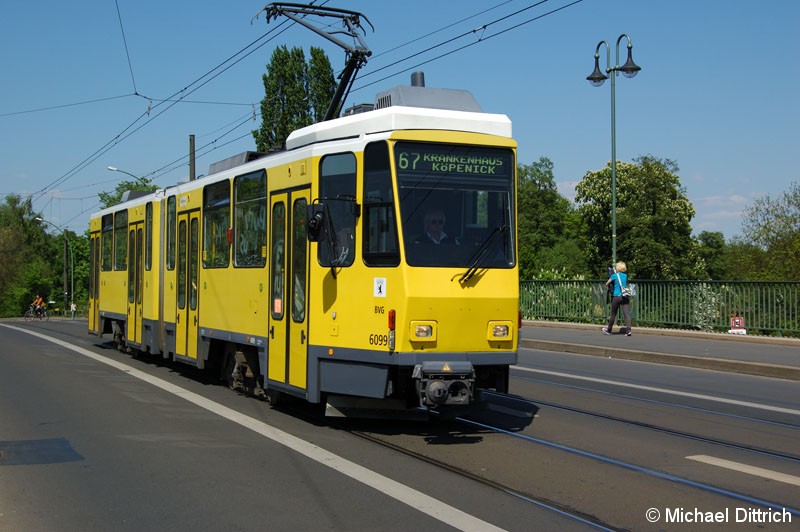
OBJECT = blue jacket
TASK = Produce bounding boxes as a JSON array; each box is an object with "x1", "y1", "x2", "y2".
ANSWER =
[{"x1": 609, "y1": 272, "x2": 628, "y2": 297}]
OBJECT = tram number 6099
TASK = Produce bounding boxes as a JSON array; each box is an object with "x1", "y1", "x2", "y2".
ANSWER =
[{"x1": 369, "y1": 333, "x2": 389, "y2": 346}]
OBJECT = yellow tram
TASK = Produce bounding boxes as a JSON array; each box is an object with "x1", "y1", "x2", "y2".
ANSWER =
[{"x1": 89, "y1": 82, "x2": 519, "y2": 416}]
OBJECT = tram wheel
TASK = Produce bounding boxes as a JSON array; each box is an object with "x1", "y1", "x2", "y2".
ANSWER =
[{"x1": 266, "y1": 388, "x2": 282, "y2": 406}]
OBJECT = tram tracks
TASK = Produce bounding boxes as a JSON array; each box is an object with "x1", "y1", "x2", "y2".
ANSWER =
[
  {"x1": 341, "y1": 418, "x2": 622, "y2": 532},
  {"x1": 510, "y1": 375, "x2": 800, "y2": 463},
  {"x1": 23, "y1": 321, "x2": 800, "y2": 527},
  {"x1": 334, "y1": 383, "x2": 800, "y2": 530},
  {"x1": 505, "y1": 392, "x2": 800, "y2": 464},
  {"x1": 454, "y1": 411, "x2": 800, "y2": 519}
]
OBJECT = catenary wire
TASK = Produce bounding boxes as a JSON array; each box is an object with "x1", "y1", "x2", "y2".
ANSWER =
[
  {"x1": 114, "y1": 0, "x2": 139, "y2": 95},
  {"x1": 34, "y1": 0, "x2": 583, "y2": 226}
]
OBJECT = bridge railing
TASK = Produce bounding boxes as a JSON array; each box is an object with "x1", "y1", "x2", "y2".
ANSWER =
[{"x1": 520, "y1": 280, "x2": 800, "y2": 337}]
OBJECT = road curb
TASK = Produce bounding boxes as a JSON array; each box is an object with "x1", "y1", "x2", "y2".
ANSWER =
[
  {"x1": 523, "y1": 320, "x2": 800, "y2": 347},
  {"x1": 519, "y1": 338, "x2": 800, "y2": 382}
]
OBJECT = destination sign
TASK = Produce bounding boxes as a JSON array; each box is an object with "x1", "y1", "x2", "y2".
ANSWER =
[{"x1": 395, "y1": 143, "x2": 511, "y2": 178}]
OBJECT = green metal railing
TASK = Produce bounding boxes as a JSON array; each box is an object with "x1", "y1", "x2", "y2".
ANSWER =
[{"x1": 520, "y1": 280, "x2": 800, "y2": 337}]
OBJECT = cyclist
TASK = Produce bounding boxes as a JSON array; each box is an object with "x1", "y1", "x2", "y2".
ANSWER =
[{"x1": 31, "y1": 294, "x2": 45, "y2": 319}]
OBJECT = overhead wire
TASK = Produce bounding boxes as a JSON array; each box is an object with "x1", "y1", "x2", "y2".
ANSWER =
[
  {"x1": 149, "y1": 0, "x2": 584, "y2": 184},
  {"x1": 122, "y1": 0, "x2": 584, "y2": 186},
  {"x1": 114, "y1": 0, "x2": 139, "y2": 95},
  {"x1": 29, "y1": 1, "x2": 337, "y2": 203},
  {"x1": 34, "y1": 0, "x2": 583, "y2": 227},
  {"x1": 0, "y1": 94, "x2": 136, "y2": 118},
  {"x1": 353, "y1": 0, "x2": 557, "y2": 90},
  {"x1": 29, "y1": 19, "x2": 294, "y2": 202}
]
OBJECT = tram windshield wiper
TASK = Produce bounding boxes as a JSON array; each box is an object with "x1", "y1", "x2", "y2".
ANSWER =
[
  {"x1": 459, "y1": 224, "x2": 508, "y2": 283},
  {"x1": 323, "y1": 202, "x2": 338, "y2": 279}
]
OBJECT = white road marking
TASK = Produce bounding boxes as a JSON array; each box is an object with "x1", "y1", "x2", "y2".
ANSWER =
[
  {"x1": 2, "y1": 325, "x2": 503, "y2": 532},
  {"x1": 687, "y1": 455, "x2": 800, "y2": 487},
  {"x1": 513, "y1": 366, "x2": 800, "y2": 416}
]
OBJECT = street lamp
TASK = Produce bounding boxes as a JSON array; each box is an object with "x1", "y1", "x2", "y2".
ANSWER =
[
  {"x1": 36, "y1": 216, "x2": 73, "y2": 316},
  {"x1": 107, "y1": 165, "x2": 142, "y2": 180},
  {"x1": 587, "y1": 34, "x2": 641, "y2": 266}
]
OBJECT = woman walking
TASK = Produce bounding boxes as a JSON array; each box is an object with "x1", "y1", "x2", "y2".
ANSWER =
[{"x1": 603, "y1": 261, "x2": 632, "y2": 336}]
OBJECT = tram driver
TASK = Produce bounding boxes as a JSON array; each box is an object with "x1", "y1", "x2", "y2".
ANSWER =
[{"x1": 419, "y1": 208, "x2": 453, "y2": 245}]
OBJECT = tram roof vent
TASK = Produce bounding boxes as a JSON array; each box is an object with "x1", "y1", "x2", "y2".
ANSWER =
[
  {"x1": 374, "y1": 72, "x2": 482, "y2": 113},
  {"x1": 120, "y1": 189, "x2": 151, "y2": 203},
  {"x1": 208, "y1": 151, "x2": 268, "y2": 175}
]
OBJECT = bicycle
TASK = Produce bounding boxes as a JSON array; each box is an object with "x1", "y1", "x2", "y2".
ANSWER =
[{"x1": 23, "y1": 305, "x2": 49, "y2": 321}]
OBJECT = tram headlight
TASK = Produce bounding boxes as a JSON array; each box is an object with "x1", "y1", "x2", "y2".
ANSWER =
[
  {"x1": 410, "y1": 321, "x2": 437, "y2": 343},
  {"x1": 415, "y1": 325, "x2": 433, "y2": 338},
  {"x1": 493, "y1": 325, "x2": 509, "y2": 337},
  {"x1": 487, "y1": 321, "x2": 514, "y2": 342}
]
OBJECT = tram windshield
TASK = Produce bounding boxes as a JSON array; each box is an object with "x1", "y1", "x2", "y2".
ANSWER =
[{"x1": 394, "y1": 142, "x2": 515, "y2": 268}]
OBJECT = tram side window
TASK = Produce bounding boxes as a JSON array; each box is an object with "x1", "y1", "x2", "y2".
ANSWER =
[
  {"x1": 89, "y1": 237, "x2": 96, "y2": 297},
  {"x1": 319, "y1": 152, "x2": 356, "y2": 267},
  {"x1": 128, "y1": 228, "x2": 135, "y2": 302},
  {"x1": 363, "y1": 142, "x2": 399, "y2": 266},
  {"x1": 233, "y1": 170, "x2": 267, "y2": 268},
  {"x1": 203, "y1": 181, "x2": 230, "y2": 268},
  {"x1": 145, "y1": 202, "x2": 153, "y2": 271},
  {"x1": 101, "y1": 214, "x2": 113, "y2": 271},
  {"x1": 271, "y1": 202, "x2": 285, "y2": 319},
  {"x1": 291, "y1": 197, "x2": 308, "y2": 322},
  {"x1": 114, "y1": 210, "x2": 127, "y2": 271},
  {"x1": 166, "y1": 196, "x2": 176, "y2": 270}
]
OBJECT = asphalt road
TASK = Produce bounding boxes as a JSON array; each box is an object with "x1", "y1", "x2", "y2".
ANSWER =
[
  {"x1": 2, "y1": 319, "x2": 798, "y2": 531},
  {"x1": 0, "y1": 320, "x2": 584, "y2": 532}
]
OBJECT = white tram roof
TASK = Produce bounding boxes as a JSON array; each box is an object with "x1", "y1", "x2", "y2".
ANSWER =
[
  {"x1": 285, "y1": 105, "x2": 512, "y2": 151},
  {"x1": 92, "y1": 105, "x2": 513, "y2": 220},
  {"x1": 91, "y1": 188, "x2": 164, "y2": 220}
]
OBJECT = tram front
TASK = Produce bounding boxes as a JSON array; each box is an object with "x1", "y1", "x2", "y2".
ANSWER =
[{"x1": 391, "y1": 139, "x2": 518, "y2": 409}]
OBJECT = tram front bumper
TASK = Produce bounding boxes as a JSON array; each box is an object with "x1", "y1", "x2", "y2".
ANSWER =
[{"x1": 413, "y1": 361, "x2": 475, "y2": 407}]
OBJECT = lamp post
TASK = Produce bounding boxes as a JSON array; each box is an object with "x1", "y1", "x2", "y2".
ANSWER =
[
  {"x1": 107, "y1": 165, "x2": 142, "y2": 181},
  {"x1": 587, "y1": 34, "x2": 641, "y2": 267},
  {"x1": 36, "y1": 216, "x2": 73, "y2": 316}
]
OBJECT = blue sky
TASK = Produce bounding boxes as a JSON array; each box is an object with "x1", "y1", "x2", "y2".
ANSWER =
[{"x1": 2, "y1": 0, "x2": 798, "y2": 238}]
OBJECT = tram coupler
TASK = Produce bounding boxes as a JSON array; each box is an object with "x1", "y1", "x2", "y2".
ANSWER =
[{"x1": 413, "y1": 361, "x2": 475, "y2": 407}]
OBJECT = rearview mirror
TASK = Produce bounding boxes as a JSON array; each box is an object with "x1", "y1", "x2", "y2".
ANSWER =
[{"x1": 306, "y1": 203, "x2": 325, "y2": 242}]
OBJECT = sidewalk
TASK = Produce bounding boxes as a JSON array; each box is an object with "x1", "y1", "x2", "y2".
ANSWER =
[{"x1": 520, "y1": 321, "x2": 800, "y2": 381}]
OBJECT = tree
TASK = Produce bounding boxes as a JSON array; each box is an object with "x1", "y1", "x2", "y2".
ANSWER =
[
  {"x1": 695, "y1": 231, "x2": 730, "y2": 280},
  {"x1": 0, "y1": 195, "x2": 56, "y2": 316},
  {"x1": 724, "y1": 239, "x2": 767, "y2": 280},
  {"x1": 575, "y1": 155, "x2": 701, "y2": 279},
  {"x1": 253, "y1": 45, "x2": 336, "y2": 152},
  {"x1": 740, "y1": 181, "x2": 800, "y2": 280},
  {"x1": 517, "y1": 157, "x2": 587, "y2": 279},
  {"x1": 307, "y1": 47, "x2": 337, "y2": 122},
  {"x1": 97, "y1": 176, "x2": 157, "y2": 209}
]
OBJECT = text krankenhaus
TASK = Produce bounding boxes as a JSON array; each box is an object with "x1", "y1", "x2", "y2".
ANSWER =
[
  {"x1": 666, "y1": 507, "x2": 792, "y2": 524},
  {"x1": 423, "y1": 154, "x2": 504, "y2": 175}
]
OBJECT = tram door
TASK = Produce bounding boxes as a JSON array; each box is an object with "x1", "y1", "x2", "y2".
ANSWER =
[
  {"x1": 126, "y1": 223, "x2": 144, "y2": 345},
  {"x1": 175, "y1": 211, "x2": 200, "y2": 360},
  {"x1": 268, "y1": 189, "x2": 310, "y2": 391},
  {"x1": 88, "y1": 232, "x2": 100, "y2": 333}
]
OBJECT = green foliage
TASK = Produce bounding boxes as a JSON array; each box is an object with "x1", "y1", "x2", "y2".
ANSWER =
[
  {"x1": 575, "y1": 155, "x2": 702, "y2": 279},
  {"x1": 253, "y1": 46, "x2": 335, "y2": 151},
  {"x1": 740, "y1": 181, "x2": 800, "y2": 280},
  {"x1": 0, "y1": 195, "x2": 58, "y2": 315},
  {"x1": 307, "y1": 47, "x2": 337, "y2": 121},
  {"x1": 521, "y1": 279, "x2": 799, "y2": 336},
  {"x1": 724, "y1": 239, "x2": 767, "y2": 280},
  {"x1": 520, "y1": 280, "x2": 606, "y2": 323},
  {"x1": 0, "y1": 194, "x2": 93, "y2": 317},
  {"x1": 695, "y1": 231, "x2": 730, "y2": 280},
  {"x1": 97, "y1": 176, "x2": 157, "y2": 209},
  {"x1": 517, "y1": 157, "x2": 587, "y2": 279}
]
